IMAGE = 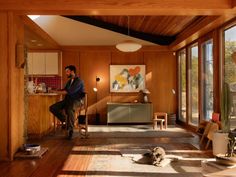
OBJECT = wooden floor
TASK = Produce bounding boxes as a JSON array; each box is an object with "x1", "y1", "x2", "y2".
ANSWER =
[{"x1": 0, "y1": 125, "x2": 213, "y2": 177}]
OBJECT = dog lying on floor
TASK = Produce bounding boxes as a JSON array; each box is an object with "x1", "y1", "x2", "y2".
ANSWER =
[
  {"x1": 130, "y1": 146, "x2": 180, "y2": 167},
  {"x1": 143, "y1": 147, "x2": 166, "y2": 167}
]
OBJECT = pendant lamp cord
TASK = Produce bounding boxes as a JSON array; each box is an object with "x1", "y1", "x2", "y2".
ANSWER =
[{"x1": 127, "y1": 16, "x2": 130, "y2": 36}]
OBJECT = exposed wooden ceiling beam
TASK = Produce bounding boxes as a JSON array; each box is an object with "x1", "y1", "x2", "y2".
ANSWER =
[
  {"x1": 20, "y1": 15, "x2": 60, "y2": 49},
  {"x1": 64, "y1": 16, "x2": 175, "y2": 45},
  {"x1": 170, "y1": 15, "x2": 236, "y2": 51},
  {"x1": 0, "y1": 0, "x2": 235, "y2": 15}
]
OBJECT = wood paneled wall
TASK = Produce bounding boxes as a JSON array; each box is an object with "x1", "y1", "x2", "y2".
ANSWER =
[
  {"x1": 144, "y1": 52, "x2": 177, "y2": 113},
  {"x1": 0, "y1": 13, "x2": 25, "y2": 161},
  {"x1": 62, "y1": 47, "x2": 177, "y2": 124},
  {"x1": 0, "y1": 12, "x2": 10, "y2": 161},
  {"x1": 10, "y1": 14, "x2": 25, "y2": 160}
]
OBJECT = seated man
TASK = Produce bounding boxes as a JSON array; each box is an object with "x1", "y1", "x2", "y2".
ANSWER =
[{"x1": 49, "y1": 65, "x2": 85, "y2": 139}]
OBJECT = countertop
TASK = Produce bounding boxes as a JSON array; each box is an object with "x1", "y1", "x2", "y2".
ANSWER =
[
  {"x1": 28, "y1": 93, "x2": 61, "y2": 96},
  {"x1": 107, "y1": 102, "x2": 152, "y2": 105}
]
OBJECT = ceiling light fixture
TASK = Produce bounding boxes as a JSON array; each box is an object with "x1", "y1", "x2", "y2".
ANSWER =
[{"x1": 116, "y1": 16, "x2": 142, "y2": 52}]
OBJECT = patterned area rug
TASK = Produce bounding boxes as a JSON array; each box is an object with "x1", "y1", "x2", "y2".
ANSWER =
[
  {"x1": 87, "y1": 125, "x2": 206, "y2": 177},
  {"x1": 86, "y1": 125, "x2": 194, "y2": 138},
  {"x1": 87, "y1": 145, "x2": 206, "y2": 177},
  {"x1": 85, "y1": 125, "x2": 208, "y2": 177}
]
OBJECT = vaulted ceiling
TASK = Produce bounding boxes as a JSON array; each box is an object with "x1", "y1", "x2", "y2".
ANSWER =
[
  {"x1": 86, "y1": 16, "x2": 201, "y2": 36},
  {"x1": 15, "y1": 0, "x2": 236, "y2": 50},
  {"x1": 63, "y1": 15, "x2": 204, "y2": 45},
  {"x1": 22, "y1": 15, "x2": 210, "y2": 50}
]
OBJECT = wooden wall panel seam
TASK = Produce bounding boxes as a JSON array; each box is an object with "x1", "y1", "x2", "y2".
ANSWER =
[{"x1": 7, "y1": 12, "x2": 12, "y2": 161}]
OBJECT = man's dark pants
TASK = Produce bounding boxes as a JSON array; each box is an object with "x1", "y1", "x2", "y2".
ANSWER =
[{"x1": 49, "y1": 97, "x2": 81, "y2": 132}]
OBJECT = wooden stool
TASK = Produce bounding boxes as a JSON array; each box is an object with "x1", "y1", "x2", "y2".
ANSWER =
[
  {"x1": 153, "y1": 119, "x2": 165, "y2": 130},
  {"x1": 153, "y1": 112, "x2": 167, "y2": 130},
  {"x1": 74, "y1": 93, "x2": 88, "y2": 138}
]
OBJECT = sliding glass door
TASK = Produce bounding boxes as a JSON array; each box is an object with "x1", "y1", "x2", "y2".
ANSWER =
[
  {"x1": 178, "y1": 50, "x2": 186, "y2": 122},
  {"x1": 224, "y1": 25, "x2": 236, "y2": 129},
  {"x1": 202, "y1": 39, "x2": 213, "y2": 120},
  {"x1": 178, "y1": 40, "x2": 214, "y2": 126},
  {"x1": 189, "y1": 44, "x2": 199, "y2": 125}
]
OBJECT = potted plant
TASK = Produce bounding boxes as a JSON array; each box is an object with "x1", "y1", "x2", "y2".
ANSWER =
[
  {"x1": 213, "y1": 82, "x2": 236, "y2": 165},
  {"x1": 212, "y1": 82, "x2": 231, "y2": 156},
  {"x1": 227, "y1": 131, "x2": 236, "y2": 157},
  {"x1": 215, "y1": 130, "x2": 236, "y2": 165}
]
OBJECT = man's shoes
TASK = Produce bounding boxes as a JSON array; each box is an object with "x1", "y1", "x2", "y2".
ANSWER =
[{"x1": 67, "y1": 129, "x2": 73, "y2": 140}]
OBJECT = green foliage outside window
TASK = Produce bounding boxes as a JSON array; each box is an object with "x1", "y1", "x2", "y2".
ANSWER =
[
  {"x1": 191, "y1": 56, "x2": 199, "y2": 105},
  {"x1": 225, "y1": 41, "x2": 236, "y2": 84}
]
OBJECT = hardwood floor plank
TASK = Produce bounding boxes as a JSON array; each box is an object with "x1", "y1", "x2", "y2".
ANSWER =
[{"x1": 0, "y1": 126, "x2": 213, "y2": 177}]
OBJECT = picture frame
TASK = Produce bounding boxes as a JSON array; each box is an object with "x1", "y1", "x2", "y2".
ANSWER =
[{"x1": 110, "y1": 65, "x2": 145, "y2": 93}]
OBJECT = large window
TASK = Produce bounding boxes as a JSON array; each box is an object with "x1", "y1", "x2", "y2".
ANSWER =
[
  {"x1": 202, "y1": 39, "x2": 213, "y2": 120},
  {"x1": 224, "y1": 26, "x2": 236, "y2": 84},
  {"x1": 178, "y1": 50, "x2": 186, "y2": 122},
  {"x1": 189, "y1": 44, "x2": 199, "y2": 125},
  {"x1": 224, "y1": 25, "x2": 236, "y2": 129}
]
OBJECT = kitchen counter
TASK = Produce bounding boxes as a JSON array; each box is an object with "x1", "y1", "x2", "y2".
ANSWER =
[
  {"x1": 107, "y1": 102, "x2": 151, "y2": 105},
  {"x1": 27, "y1": 93, "x2": 61, "y2": 138},
  {"x1": 28, "y1": 93, "x2": 60, "y2": 96}
]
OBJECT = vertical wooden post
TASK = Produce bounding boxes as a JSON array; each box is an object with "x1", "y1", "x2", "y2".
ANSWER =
[
  {"x1": 0, "y1": 12, "x2": 25, "y2": 161},
  {"x1": 0, "y1": 12, "x2": 10, "y2": 161},
  {"x1": 213, "y1": 29, "x2": 220, "y2": 113}
]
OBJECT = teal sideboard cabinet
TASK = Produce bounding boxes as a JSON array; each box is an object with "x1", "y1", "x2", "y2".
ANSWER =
[{"x1": 107, "y1": 102, "x2": 153, "y2": 124}]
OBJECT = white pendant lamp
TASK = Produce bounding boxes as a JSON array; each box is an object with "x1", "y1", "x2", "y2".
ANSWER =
[
  {"x1": 116, "y1": 16, "x2": 142, "y2": 52},
  {"x1": 116, "y1": 40, "x2": 142, "y2": 52}
]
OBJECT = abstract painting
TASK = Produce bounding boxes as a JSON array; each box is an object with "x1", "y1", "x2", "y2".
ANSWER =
[{"x1": 110, "y1": 65, "x2": 145, "y2": 92}]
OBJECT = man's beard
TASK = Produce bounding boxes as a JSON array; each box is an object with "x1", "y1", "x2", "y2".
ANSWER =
[{"x1": 67, "y1": 74, "x2": 72, "y2": 78}]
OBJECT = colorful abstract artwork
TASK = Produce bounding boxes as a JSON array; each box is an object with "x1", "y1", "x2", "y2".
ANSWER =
[{"x1": 110, "y1": 65, "x2": 145, "y2": 92}]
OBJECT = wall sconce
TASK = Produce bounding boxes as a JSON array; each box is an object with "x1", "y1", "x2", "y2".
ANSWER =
[
  {"x1": 93, "y1": 76, "x2": 100, "y2": 92},
  {"x1": 93, "y1": 76, "x2": 100, "y2": 124},
  {"x1": 172, "y1": 89, "x2": 176, "y2": 95},
  {"x1": 96, "y1": 77, "x2": 101, "y2": 82},
  {"x1": 93, "y1": 87, "x2": 98, "y2": 92}
]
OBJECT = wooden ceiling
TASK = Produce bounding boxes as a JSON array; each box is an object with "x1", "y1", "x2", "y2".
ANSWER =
[
  {"x1": 0, "y1": 0, "x2": 235, "y2": 15},
  {"x1": 13, "y1": 0, "x2": 236, "y2": 50},
  {"x1": 23, "y1": 14, "x2": 235, "y2": 50},
  {"x1": 63, "y1": 15, "x2": 205, "y2": 46},
  {"x1": 91, "y1": 16, "x2": 202, "y2": 36}
]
